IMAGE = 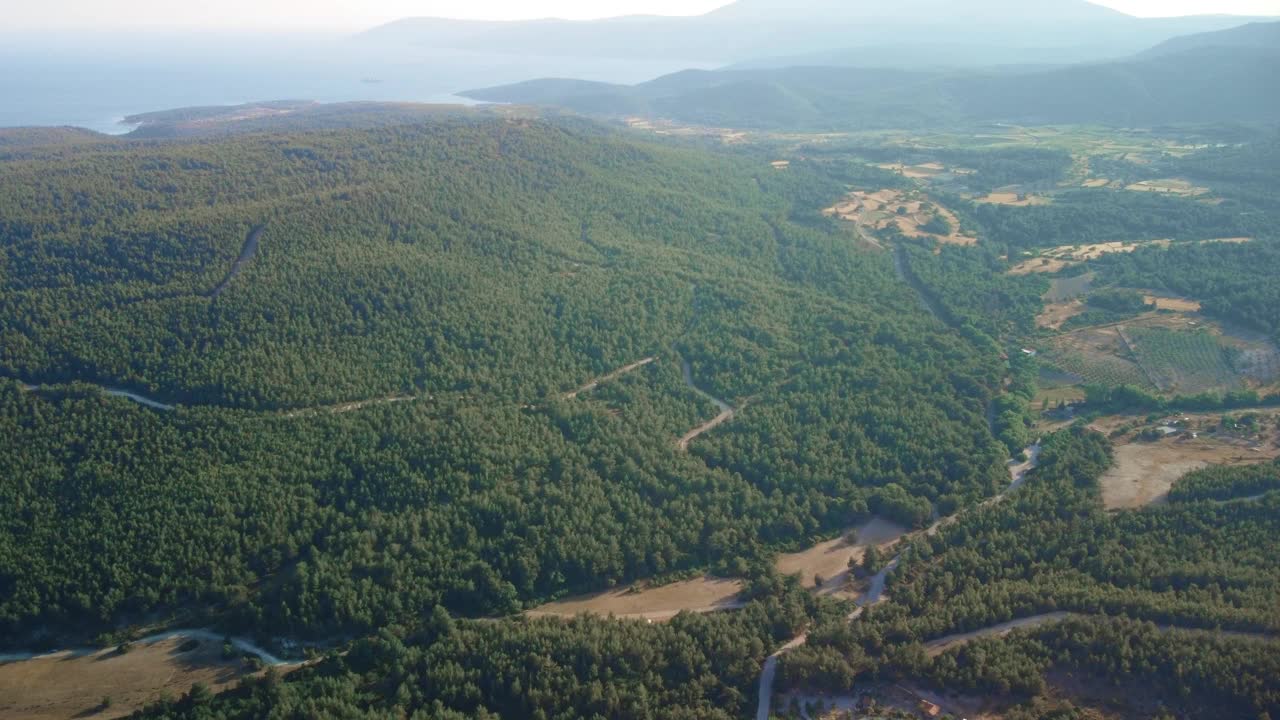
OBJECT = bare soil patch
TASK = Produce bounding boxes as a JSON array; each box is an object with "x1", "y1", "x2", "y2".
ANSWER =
[
  {"x1": 1009, "y1": 257, "x2": 1070, "y2": 275},
  {"x1": 0, "y1": 638, "x2": 263, "y2": 720},
  {"x1": 1098, "y1": 429, "x2": 1280, "y2": 510},
  {"x1": 775, "y1": 517, "x2": 909, "y2": 597},
  {"x1": 528, "y1": 577, "x2": 745, "y2": 622}
]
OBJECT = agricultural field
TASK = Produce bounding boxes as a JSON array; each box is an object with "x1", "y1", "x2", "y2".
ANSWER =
[
  {"x1": 1042, "y1": 272, "x2": 1095, "y2": 302},
  {"x1": 1036, "y1": 299, "x2": 1088, "y2": 330},
  {"x1": 1123, "y1": 327, "x2": 1241, "y2": 395},
  {"x1": 1041, "y1": 344, "x2": 1152, "y2": 390},
  {"x1": 823, "y1": 189, "x2": 977, "y2": 246},
  {"x1": 975, "y1": 190, "x2": 1052, "y2": 206}
]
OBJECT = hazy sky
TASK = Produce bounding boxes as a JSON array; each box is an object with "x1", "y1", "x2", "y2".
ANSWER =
[{"x1": 7, "y1": 0, "x2": 1280, "y2": 31}]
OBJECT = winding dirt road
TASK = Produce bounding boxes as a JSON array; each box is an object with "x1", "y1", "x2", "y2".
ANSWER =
[
  {"x1": 755, "y1": 442, "x2": 1041, "y2": 720},
  {"x1": 677, "y1": 359, "x2": 738, "y2": 450}
]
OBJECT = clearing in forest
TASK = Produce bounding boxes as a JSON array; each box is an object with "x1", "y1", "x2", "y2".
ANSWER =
[
  {"x1": 0, "y1": 637, "x2": 275, "y2": 720},
  {"x1": 975, "y1": 191, "x2": 1051, "y2": 207},
  {"x1": 528, "y1": 517, "x2": 908, "y2": 620},
  {"x1": 774, "y1": 517, "x2": 909, "y2": 598},
  {"x1": 1097, "y1": 418, "x2": 1280, "y2": 510},
  {"x1": 1092, "y1": 408, "x2": 1280, "y2": 509},
  {"x1": 1124, "y1": 178, "x2": 1211, "y2": 197}
]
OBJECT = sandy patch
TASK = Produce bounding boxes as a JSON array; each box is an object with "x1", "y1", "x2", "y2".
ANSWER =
[
  {"x1": 0, "y1": 637, "x2": 265, "y2": 720},
  {"x1": 529, "y1": 518, "x2": 908, "y2": 620},
  {"x1": 1082, "y1": 178, "x2": 1111, "y2": 188},
  {"x1": 876, "y1": 163, "x2": 943, "y2": 179}
]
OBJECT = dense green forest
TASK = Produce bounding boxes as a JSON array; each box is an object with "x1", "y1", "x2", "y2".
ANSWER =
[
  {"x1": 780, "y1": 428, "x2": 1280, "y2": 713},
  {"x1": 0, "y1": 118, "x2": 1016, "y2": 642},
  {"x1": 1094, "y1": 238, "x2": 1280, "y2": 340}
]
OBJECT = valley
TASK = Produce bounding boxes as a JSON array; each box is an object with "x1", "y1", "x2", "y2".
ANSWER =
[{"x1": 3, "y1": 5, "x2": 1280, "y2": 718}]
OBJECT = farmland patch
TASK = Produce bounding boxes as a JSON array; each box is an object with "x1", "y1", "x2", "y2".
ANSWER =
[{"x1": 823, "y1": 189, "x2": 977, "y2": 246}]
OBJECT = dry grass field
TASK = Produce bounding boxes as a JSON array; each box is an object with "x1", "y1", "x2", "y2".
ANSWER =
[
  {"x1": 0, "y1": 638, "x2": 265, "y2": 720},
  {"x1": 529, "y1": 517, "x2": 909, "y2": 620}
]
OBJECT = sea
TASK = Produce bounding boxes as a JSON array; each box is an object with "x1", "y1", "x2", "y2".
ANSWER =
[{"x1": 0, "y1": 32, "x2": 712, "y2": 132}]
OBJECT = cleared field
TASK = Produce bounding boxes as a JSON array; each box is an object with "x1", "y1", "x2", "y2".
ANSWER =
[
  {"x1": 1098, "y1": 428, "x2": 1280, "y2": 510},
  {"x1": 824, "y1": 189, "x2": 977, "y2": 246},
  {"x1": 0, "y1": 637, "x2": 261, "y2": 720},
  {"x1": 530, "y1": 517, "x2": 908, "y2": 620},
  {"x1": 976, "y1": 191, "x2": 1051, "y2": 206},
  {"x1": 1143, "y1": 294, "x2": 1202, "y2": 312},
  {"x1": 1044, "y1": 324, "x2": 1152, "y2": 389},
  {"x1": 1036, "y1": 299, "x2": 1087, "y2": 330},
  {"x1": 528, "y1": 577, "x2": 746, "y2": 622},
  {"x1": 775, "y1": 517, "x2": 909, "y2": 597},
  {"x1": 1125, "y1": 178, "x2": 1211, "y2": 197},
  {"x1": 1010, "y1": 257, "x2": 1071, "y2": 275}
]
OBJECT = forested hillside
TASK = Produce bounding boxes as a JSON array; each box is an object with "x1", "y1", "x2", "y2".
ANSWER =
[{"x1": 0, "y1": 117, "x2": 1012, "y2": 642}]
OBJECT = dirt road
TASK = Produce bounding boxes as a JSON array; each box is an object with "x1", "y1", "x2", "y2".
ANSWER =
[
  {"x1": 754, "y1": 442, "x2": 1041, "y2": 720},
  {"x1": 677, "y1": 359, "x2": 737, "y2": 450},
  {"x1": 563, "y1": 357, "x2": 657, "y2": 399}
]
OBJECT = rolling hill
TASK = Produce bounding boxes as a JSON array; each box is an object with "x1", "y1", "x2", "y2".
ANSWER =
[
  {"x1": 361, "y1": 0, "x2": 1268, "y2": 68},
  {"x1": 464, "y1": 32, "x2": 1280, "y2": 130}
]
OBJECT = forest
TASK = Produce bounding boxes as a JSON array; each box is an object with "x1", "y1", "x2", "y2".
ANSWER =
[{"x1": 0, "y1": 117, "x2": 1015, "y2": 643}]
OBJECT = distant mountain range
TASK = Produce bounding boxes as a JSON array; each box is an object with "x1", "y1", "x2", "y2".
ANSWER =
[
  {"x1": 362, "y1": 0, "x2": 1270, "y2": 68},
  {"x1": 461, "y1": 22, "x2": 1280, "y2": 130}
]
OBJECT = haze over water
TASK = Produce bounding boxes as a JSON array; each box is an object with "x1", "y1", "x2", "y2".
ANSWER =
[{"x1": 0, "y1": 33, "x2": 708, "y2": 131}]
